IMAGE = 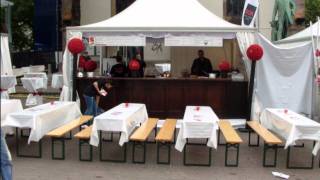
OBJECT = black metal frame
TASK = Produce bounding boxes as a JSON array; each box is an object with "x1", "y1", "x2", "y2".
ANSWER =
[
  {"x1": 248, "y1": 129, "x2": 260, "y2": 147},
  {"x1": 225, "y1": 143, "x2": 240, "y2": 167},
  {"x1": 263, "y1": 143, "x2": 278, "y2": 167},
  {"x1": 99, "y1": 132, "x2": 127, "y2": 163},
  {"x1": 132, "y1": 141, "x2": 146, "y2": 164},
  {"x1": 16, "y1": 128, "x2": 42, "y2": 158},
  {"x1": 218, "y1": 129, "x2": 241, "y2": 167},
  {"x1": 78, "y1": 139, "x2": 93, "y2": 161},
  {"x1": 286, "y1": 141, "x2": 315, "y2": 169},
  {"x1": 51, "y1": 137, "x2": 65, "y2": 160},
  {"x1": 156, "y1": 142, "x2": 171, "y2": 164},
  {"x1": 183, "y1": 139, "x2": 212, "y2": 166}
]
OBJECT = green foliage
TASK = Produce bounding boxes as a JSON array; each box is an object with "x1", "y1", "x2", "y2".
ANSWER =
[
  {"x1": 305, "y1": 0, "x2": 320, "y2": 25},
  {"x1": 10, "y1": 0, "x2": 34, "y2": 52}
]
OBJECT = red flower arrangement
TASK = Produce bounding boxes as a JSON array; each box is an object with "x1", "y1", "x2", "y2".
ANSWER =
[
  {"x1": 84, "y1": 60, "x2": 97, "y2": 72},
  {"x1": 247, "y1": 44, "x2": 263, "y2": 61},
  {"x1": 218, "y1": 60, "x2": 231, "y2": 71},
  {"x1": 128, "y1": 59, "x2": 140, "y2": 71}
]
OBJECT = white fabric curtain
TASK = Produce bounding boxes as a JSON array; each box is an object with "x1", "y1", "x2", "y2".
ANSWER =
[
  {"x1": 60, "y1": 31, "x2": 82, "y2": 103},
  {"x1": 255, "y1": 34, "x2": 314, "y2": 116},
  {"x1": 1, "y1": 34, "x2": 15, "y2": 93}
]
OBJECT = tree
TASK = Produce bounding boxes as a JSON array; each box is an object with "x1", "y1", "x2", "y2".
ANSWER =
[
  {"x1": 305, "y1": 0, "x2": 320, "y2": 25},
  {"x1": 10, "y1": 0, "x2": 34, "y2": 52}
]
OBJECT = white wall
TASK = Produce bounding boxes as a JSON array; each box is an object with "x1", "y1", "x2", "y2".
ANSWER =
[
  {"x1": 80, "y1": 0, "x2": 112, "y2": 25},
  {"x1": 198, "y1": 0, "x2": 223, "y2": 18},
  {"x1": 258, "y1": 0, "x2": 274, "y2": 40}
]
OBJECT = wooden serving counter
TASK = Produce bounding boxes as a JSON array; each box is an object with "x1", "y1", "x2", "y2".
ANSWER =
[{"x1": 76, "y1": 77, "x2": 248, "y2": 119}]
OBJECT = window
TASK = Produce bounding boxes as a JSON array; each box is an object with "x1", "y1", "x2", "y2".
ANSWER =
[{"x1": 223, "y1": 0, "x2": 245, "y2": 25}]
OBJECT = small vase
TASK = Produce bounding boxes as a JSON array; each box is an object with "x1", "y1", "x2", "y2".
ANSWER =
[{"x1": 220, "y1": 71, "x2": 228, "y2": 78}]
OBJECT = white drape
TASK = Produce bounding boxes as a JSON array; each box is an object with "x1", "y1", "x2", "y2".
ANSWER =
[
  {"x1": 1, "y1": 34, "x2": 15, "y2": 93},
  {"x1": 60, "y1": 31, "x2": 82, "y2": 107},
  {"x1": 255, "y1": 34, "x2": 314, "y2": 115}
]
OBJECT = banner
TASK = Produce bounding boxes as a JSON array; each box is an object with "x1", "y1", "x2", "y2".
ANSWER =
[{"x1": 241, "y1": 0, "x2": 259, "y2": 27}]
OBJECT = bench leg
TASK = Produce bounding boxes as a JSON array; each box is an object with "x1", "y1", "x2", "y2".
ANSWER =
[
  {"x1": 286, "y1": 141, "x2": 315, "y2": 169},
  {"x1": 79, "y1": 139, "x2": 92, "y2": 161},
  {"x1": 99, "y1": 132, "x2": 127, "y2": 163},
  {"x1": 16, "y1": 128, "x2": 42, "y2": 158},
  {"x1": 51, "y1": 138, "x2": 65, "y2": 160},
  {"x1": 132, "y1": 141, "x2": 146, "y2": 164},
  {"x1": 263, "y1": 143, "x2": 278, "y2": 167},
  {"x1": 183, "y1": 139, "x2": 211, "y2": 166},
  {"x1": 248, "y1": 130, "x2": 260, "y2": 147},
  {"x1": 225, "y1": 143, "x2": 240, "y2": 167},
  {"x1": 157, "y1": 142, "x2": 171, "y2": 165}
]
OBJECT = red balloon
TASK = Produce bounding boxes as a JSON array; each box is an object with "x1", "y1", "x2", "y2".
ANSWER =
[
  {"x1": 316, "y1": 49, "x2": 320, "y2": 57},
  {"x1": 84, "y1": 60, "x2": 97, "y2": 72},
  {"x1": 247, "y1": 44, "x2": 264, "y2": 61},
  {"x1": 78, "y1": 56, "x2": 86, "y2": 68},
  {"x1": 128, "y1": 59, "x2": 140, "y2": 71},
  {"x1": 218, "y1": 60, "x2": 231, "y2": 71},
  {"x1": 68, "y1": 38, "x2": 85, "y2": 54}
]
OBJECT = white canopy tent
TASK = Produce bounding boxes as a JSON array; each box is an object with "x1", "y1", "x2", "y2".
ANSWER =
[{"x1": 61, "y1": 0, "x2": 256, "y2": 101}]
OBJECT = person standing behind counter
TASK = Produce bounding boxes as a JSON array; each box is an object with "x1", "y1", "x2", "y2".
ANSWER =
[
  {"x1": 110, "y1": 56, "x2": 127, "y2": 77},
  {"x1": 191, "y1": 50, "x2": 213, "y2": 77}
]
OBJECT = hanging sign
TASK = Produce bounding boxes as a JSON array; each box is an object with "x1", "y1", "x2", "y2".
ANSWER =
[
  {"x1": 165, "y1": 36, "x2": 223, "y2": 47},
  {"x1": 241, "y1": 0, "x2": 260, "y2": 27}
]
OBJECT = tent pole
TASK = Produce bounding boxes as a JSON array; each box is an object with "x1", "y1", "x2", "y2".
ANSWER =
[
  {"x1": 247, "y1": 61, "x2": 256, "y2": 121},
  {"x1": 72, "y1": 54, "x2": 77, "y2": 101}
]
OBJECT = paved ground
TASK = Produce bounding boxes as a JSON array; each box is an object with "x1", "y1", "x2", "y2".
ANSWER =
[
  {"x1": 6, "y1": 129, "x2": 320, "y2": 180},
  {"x1": 5, "y1": 79, "x2": 320, "y2": 180}
]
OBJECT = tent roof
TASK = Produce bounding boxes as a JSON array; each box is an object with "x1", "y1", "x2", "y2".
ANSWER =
[
  {"x1": 68, "y1": 0, "x2": 254, "y2": 33},
  {"x1": 1, "y1": 0, "x2": 13, "y2": 7},
  {"x1": 275, "y1": 19, "x2": 320, "y2": 44}
]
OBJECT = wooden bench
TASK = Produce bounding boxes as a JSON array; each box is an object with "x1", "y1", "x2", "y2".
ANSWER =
[
  {"x1": 218, "y1": 120, "x2": 243, "y2": 167},
  {"x1": 155, "y1": 119, "x2": 177, "y2": 164},
  {"x1": 74, "y1": 125, "x2": 93, "y2": 161},
  {"x1": 247, "y1": 121, "x2": 282, "y2": 167},
  {"x1": 46, "y1": 115, "x2": 93, "y2": 160},
  {"x1": 130, "y1": 118, "x2": 159, "y2": 163}
]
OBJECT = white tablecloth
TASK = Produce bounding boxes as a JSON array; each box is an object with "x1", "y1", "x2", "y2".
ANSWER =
[
  {"x1": 90, "y1": 103, "x2": 148, "y2": 147},
  {"x1": 0, "y1": 75, "x2": 17, "y2": 99},
  {"x1": 21, "y1": 77, "x2": 47, "y2": 106},
  {"x1": 260, "y1": 108, "x2": 320, "y2": 155},
  {"x1": 51, "y1": 74, "x2": 63, "y2": 89},
  {"x1": 1, "y1": 99, "x2": 23, "y2": 134},
  {"x1": 24, "y1": 73, "x2": 48, "y2": 88},
  {"x1": 2, "y1": 101, "x2": 82, "y2": 143},
  {"x1": 175, "y1": 106, "x2": 220, "y2": 152}
]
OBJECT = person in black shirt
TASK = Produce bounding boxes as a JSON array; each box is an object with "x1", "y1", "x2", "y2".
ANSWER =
[
  {"x1": 83, "y1": 79, "x2": 112, "y2": 116},
  {"x1": 110, "y1": 56, "x2": 127, "y2": 77},
  {"x1": 191, "y1": 50, "x2": 213, "y2": 77}
]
